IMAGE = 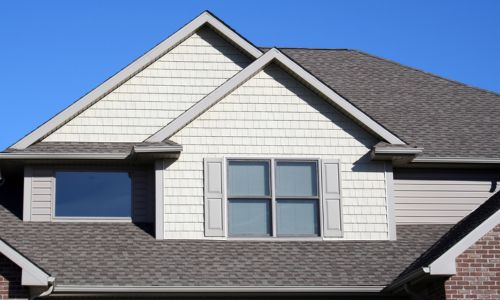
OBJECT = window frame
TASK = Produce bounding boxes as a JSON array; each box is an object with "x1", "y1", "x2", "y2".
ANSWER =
[
  {"x1": 225, "y1": 157, "x2": 323, "y2": 239},
  {"x1": 52, "y1": 167, "x2": 133, "y2": 222}
]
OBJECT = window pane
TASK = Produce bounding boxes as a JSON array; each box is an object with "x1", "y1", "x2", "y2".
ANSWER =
[
  {"x1": 55, "y1": 171, "x2": 131, "y2": 217},
  {"x1": 277, "y1": 199, "x2": 319, "y2": 236},
  {"x1": 228, "y1": 161, "x2": 270, "y2": 196},
  {"x1": 228, "y1": 199, "x2": 271, "y2": 236},
  {"x1": 276, "y1": 161, "x2": 318, "y2": 197}
]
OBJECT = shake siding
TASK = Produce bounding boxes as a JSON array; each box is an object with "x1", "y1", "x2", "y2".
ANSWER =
[
  {"x1": 394, "y1": 169, "x2": 499, "y2": 224},
  {"x1": 164, "y1": 65, "x2": 390, "y2": 240},
  {"x1": 43, "y1": 26, "x2": 251, "y2": 142}
]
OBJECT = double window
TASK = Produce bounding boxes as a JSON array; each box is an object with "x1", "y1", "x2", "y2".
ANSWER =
[{"x1": 227, "y1": 159, "x2": 320, "y2": 237}]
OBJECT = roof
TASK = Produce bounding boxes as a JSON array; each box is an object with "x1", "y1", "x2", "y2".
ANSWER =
[
  {"x1": 399, "y1": 190, "x2": 500, "y2": 278},
  {"x1": 276, "y1": 48, "x2": 500, "y2": 159},
  {"x1": 0, "y1": 141, "x2": 181, "y2": 160},
  {"x1": 0, "y1": 203, "x2": 450, "y2": 288}
]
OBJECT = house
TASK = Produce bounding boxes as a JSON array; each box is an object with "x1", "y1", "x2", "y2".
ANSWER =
[{"x1": 0, "y1": 11, "x2": 499, "y2": 300}]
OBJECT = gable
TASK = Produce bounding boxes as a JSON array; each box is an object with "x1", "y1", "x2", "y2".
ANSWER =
[
  {"x1": 43, "y1": 26, "x2": 252, "y2": 143},
  {"x1": 166, "y1": 63, "x2": 390, "y2": 240}
]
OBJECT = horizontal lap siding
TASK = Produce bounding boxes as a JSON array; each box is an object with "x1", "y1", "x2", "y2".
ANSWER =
[
  {"x1": 164, "y1": 65, "x2": 389, "y2": 240},
  {"x1": 30, "y1": 168, "x2": 54, "y2": 221},
  {"x1": 43, "y1": 26, "x2": 251, "y2": 142},
  {"x1": 394, "y1": 169, "x2": 499, "y2": 224}
]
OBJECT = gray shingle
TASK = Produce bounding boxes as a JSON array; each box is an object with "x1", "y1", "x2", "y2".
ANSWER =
[
  {"x1": 274, "y1": 48, "x2": 500, "y2": 159},
  {"x1": 4, "y1": 141, "x2": 180, "y2": 154},
  {"x1": 0, "y1": 203, "x2": 450, "y2": 287}
]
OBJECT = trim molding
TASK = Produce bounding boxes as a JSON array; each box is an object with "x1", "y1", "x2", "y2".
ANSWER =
[
  {"x1": 384, "y1": 163, "x2": 397, "y2": 241},
  {"x1": 9, "y1": 11, "x2": 262, "y2": 150},
  {"x1": 0, "y1": 153, "x2": 129, "y2": 160},
  {"x1": 54, "y1": 285, "x2": 385, "y2": 294},
  {"x1": 154, "y1": 160, "x2": 165, "y2": 240},
  {"x1": 146, "y1": 48, "x2": 406, "y2": 145},
  {"x1": 0, "y1": 239, "x2": 52, "y2": 286},
  {"x1": 428, "y1": 209, "x2": 500, "y2": 275}
]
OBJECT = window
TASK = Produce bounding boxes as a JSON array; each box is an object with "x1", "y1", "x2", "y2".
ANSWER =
[
  {"x1": 227, "y1": 159, "x2": 320, "y2": 237},
  {"x1": 55, "y1": 171, "x2": 132, "y2": 218}
]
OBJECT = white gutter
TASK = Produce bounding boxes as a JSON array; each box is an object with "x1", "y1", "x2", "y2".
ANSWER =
[
  {"x1": 373, "y1": 147, "x2": 423, "y2": 155},
  {"x1": 0, "y1": 153, "x2": 129, "y2": 160},
  {"x1": 132, "y1": 145, "x2": 183, "y2": 153},
  {"x1": 54, "y1": 285, "x2": 385, "y2": 294}
]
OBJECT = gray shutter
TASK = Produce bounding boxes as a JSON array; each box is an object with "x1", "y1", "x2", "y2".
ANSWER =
[
  {"x1": 321, "y1": 160, "x2": 343, "y2": 237},
  {"x1": 204, "y1": 158, "x2": 225, "y2": 237}
]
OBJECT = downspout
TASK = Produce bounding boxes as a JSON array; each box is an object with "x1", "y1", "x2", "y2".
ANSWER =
[{"x1": 30, "y1": 277, "x2": 55, "y2": 300}]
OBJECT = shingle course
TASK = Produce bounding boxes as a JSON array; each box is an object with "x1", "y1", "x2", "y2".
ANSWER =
[
  {"x1": 275, "y1": 48, "x2": 500, "y2": 159},
  {"x1": 0, "y1": 203, "x2": 449, "y2": 287}
]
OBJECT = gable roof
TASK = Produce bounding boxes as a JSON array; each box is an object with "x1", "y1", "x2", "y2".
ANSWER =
[
  {"x1": 0, "y1": 202, "x2": 450, "y2": 292},
  {"x1": 146, "y1": 48, "x2": 406, "y2": 145},
  {"x1": 277, "y1": 48, "x2": 500, "y2": 160},
  {"x1": 9, "y1": 11, "x2": 263, "y2": 150}
]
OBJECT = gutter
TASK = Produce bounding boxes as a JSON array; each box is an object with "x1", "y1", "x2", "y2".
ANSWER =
[
  {"x1": 30, "y1": 277, "x2": 55, "y2": 300},
  {"x1": 53, "y1": 285, "x2": 385, "y2": 294},
  {"x1": 0, "y1": 153, "x2": 129, "y2": 160},
  {"x1": 383, "y1": 267, "x2": 429, "y2": 293}
]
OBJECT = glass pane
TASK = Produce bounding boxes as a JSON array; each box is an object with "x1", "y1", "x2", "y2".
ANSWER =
[
  {"x1": 228, "y1": 160, "x2": 270, "y2": 196},
  {"x1": 55, "y1": 171, "x2": 131, "y2": 217},
  {"x1": 277, "y1": 199, "x2": 319, "y2": 236},
  {"x1": 276, "y1": 161, "x2": 318, "y2": 197},
  {"x1": 228, "y1": 199, "x2": 271, "y2": 236}
]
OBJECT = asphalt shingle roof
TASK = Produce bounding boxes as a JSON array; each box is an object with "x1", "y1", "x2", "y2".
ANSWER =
[
  {"x1": 3, "y1": 141, "x2": 180, "y2": 154},
  {"x1": 0, "y1": 203, "x2": 450, "y2": 287},
  {"x1": 275, "y1": 48, "x2": 500, "y2": 159}
]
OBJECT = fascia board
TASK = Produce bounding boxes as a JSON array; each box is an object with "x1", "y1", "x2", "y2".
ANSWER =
[
  {"x1": 147, "y1": 48, "x2": 406, "y2": 145},
  {"x1": 10, "y1": 11, "x2": 262, "y2": 150}
]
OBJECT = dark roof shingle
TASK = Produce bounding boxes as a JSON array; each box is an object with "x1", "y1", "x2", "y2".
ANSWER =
[
  {"x1": 0, "y1": 203, "x2": 450, "y2": 287},
  {"x1": 276, "y1": 48, "x2": 500, "y2": 159}
]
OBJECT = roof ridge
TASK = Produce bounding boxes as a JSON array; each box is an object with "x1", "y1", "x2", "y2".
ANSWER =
[
  {"x1": 351, "y1": 49, "x2": 500, "y2": 97},
  {"x1": 261, "y1": 46, "x2": 355, "y2": 51}
]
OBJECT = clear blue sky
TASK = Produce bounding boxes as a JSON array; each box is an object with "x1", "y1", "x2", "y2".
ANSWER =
[{"x1": 1, "y1": 0, "x2": 499, "y2": 150}]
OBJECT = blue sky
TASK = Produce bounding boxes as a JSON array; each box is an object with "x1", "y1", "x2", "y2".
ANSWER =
[{"x1": 0, "y1": 0, "x2": 499, "y2": 150}]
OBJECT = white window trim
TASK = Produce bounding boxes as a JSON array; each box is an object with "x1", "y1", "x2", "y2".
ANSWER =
[
  {"x1": 51, "y1": 168, "x2": 133, "y2": 222},
  {"x1": 223, "y1": 156, "x2": 324, "y2": 239}
]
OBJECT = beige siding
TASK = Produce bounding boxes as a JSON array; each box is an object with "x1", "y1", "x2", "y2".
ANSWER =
[
  {"x1": 43, "y1": 26, "x2": 251, "y2": 143},
  {"x1": 29, "y1": 168, "x2": 54, "y2": 221},
  {"x1": 164, "y1": 64, "x2": 390, "y2": 240},
  {"x1": 394, "y1": 169, "x2": 499, "y2": 224}
]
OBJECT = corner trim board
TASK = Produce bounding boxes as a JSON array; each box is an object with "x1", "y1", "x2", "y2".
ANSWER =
[
  {"x1": 9, "y1": 11, "x2": 262, "y2": 150},
  {"x1": 155, "y1": 160, "x2": 165, "y2": 240},
  {"x1": 146, "y1": 48, "x2": 405, "y2": 145},
  {"x1": 384, "y1": 163, "x2": 397, "y2": 240}
]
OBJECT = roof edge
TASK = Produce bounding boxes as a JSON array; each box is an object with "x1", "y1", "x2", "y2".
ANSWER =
[
  {"x1": 146, "y1": 48, "x2": 406, "y2": 145},
  {"x1": 0, "y1": 239, "x2": 53, "y2": 286},
  {"x1": 428, "y1": 209, "x2": 500, "y2": 275},
  {"x1": 9, "y1": 11, "x2": 263, "y2": 150},
  {"x1": 54, "y1": 285, "x2": 385, "y2": 294}
]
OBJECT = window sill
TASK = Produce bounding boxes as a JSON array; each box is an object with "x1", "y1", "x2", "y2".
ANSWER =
[
  {"x1": 227, "y1": 236, "x2": 323, "y2": 241},
  {"x1": 51, "y1": 217, "x2": 132, "y2": 223}
]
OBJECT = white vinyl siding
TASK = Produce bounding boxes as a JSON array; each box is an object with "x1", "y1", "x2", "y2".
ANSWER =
[
  {"x1": 43, "y1": 26, "x2": 251, "y2": 143},
  {"x1": 394, "y1": 169, "x2": 499, "y2": 224},
  {"x1": 164, "y1": 64, "x2": 390, "y2": 240}
]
